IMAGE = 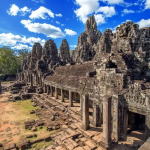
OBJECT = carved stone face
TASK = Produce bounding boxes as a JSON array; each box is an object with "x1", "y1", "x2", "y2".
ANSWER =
[{"x1": 37, "y1": 60, "x2": 45, "y2": 70}]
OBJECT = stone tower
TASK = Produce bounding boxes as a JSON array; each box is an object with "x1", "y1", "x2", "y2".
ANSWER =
[
  {"x1": 72, "y1": 15, "x2": 101, "y2": 63},
  {"x1": 59, "y1": 39, "x2": 71, "y2": 65}
]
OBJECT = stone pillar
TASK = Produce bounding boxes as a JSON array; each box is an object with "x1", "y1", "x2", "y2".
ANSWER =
[
  {"x1": 122, "y1": 108, "x2": 128, "y2": 139},
  {"x1": 20, "y1": 73, "x2": 22, "y2": 81},
  {"x1": 81, "y1": 94, "x2": 89, "y2": 130},
  {"x1": 37, "y1": 76, "x2": 39, "y2": 85},
  {"x1": 47, "y1": 85, "x2": 50, "y2": 95},
  {"x1": 21, "y1": 73, "x2": 23, "y2": 80},
  {"x1": 30, "y1": 74, "x2": 33, "y2": 87},
  {"x1": 61, "y1": 88, "x2": 64, "y2": 102},
  {"x1": 80, "y1": 94, "x2": 82, "y2": 117},
  {"x1": 102, "y1": 99, "x2": 111, "y2": 147},
  {"x1": 51, "y1": 86, "x2": 53, "y2": 97},
  {"x1": 28, "y1": 74, "x2": 30, "y2": 83},
  {"x1": 43, "y1": 84, "x2": 46, "y2": 93},
  {"x1": 93, "y1": 103, "x2": 101, "y2": 127},
  {"x1": 35, "y1": 75, "x2": 37, "y2": 85},
  {"x1": 112, "y1": 95, "x2": 119, "y2": 141},
  {"x1": 19, "y1": 73, "x2": 21, "y2": 81},
  {"x1": 69, "y1": 91, "x2": 73, "y2": 107},
  {"x1": 55, "y1": 87, "x2": 58, "y2": 99},
  {"x1": 145, "y1": 116, "x2": 150, "y2": 141},
  {"x1": 40, "y1": 75, "x2": 42, "y2": 86}
]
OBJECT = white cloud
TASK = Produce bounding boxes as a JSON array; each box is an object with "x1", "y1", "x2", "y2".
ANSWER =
[
  {"x1": 137, "y1": 19, "x2": 150, "y2": 28},
  {"x1": 61, "y1": 24, "x2": 64, "y2": 26},
  {"x1": 32, "y1": 0, "x2": 45, "y2": 3},
  {"x1": 122, "y1": 9, "x2": 135, "y2": 16},
  {"x1": 21, "y1": 20, "x2": 65, "y2": 38},
  {"x1": 101, "y1": 0, "x2": 124, "y2": 4},
  {"x1": 56, "y1": 13, "x2": 62, "y2": 17},
  {"x1": 21, "y1": 37, "x2": 45, "y2": 46},
  {"x1": 74, "y1": 0, "x2": 99, "y2": 23},
  {"x1": 145, "y1": 0, "x2": 150, "y2": 9},
  {"x1": 70, "y1": 45, "x2": 77, "y2": 48},
  {"x1": 56, "y1": 21, "x2": 60, "y2": 24},
  {"x1": 0, "y1": 33, "x2": 45, "y2": 50},
  {"x1": 64, "y1": 29, "x2": 77, "y2": 36},
  {"x1": 7, "y1": 4, "x2": 31, "y2": 16},
  {"x1": 12, "y1": 44, "x2": 32, "y2": 50},
  {"x1": 95, "y1": 6, "x2": 116, "y2": 17},
  {"x1": 29, "y1": 6, "x2": 54, "y2": 19},
  {"x1": 20, "y1": 6, "x2": 31, "y2": 16},
  {"x1": 0, "y1": 33, "x2": 22, "y2": 46},
  {"x1": 94, "y1": 14, "x2": 105, "y2": 25},
  {"x1": 7, "y1": 4, "x2": 19, "y2": 16}
]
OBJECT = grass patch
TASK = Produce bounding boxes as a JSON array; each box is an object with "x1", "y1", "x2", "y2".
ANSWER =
[
  {"x1": 0, "y1": 98, "x2": 56, "y2": 149},
  {"x1": 12, "y1": 99, "x2": 39, "y2": 116},
  {"x1": 29, "y1": 140, "x2": 54, "y2": 149}
]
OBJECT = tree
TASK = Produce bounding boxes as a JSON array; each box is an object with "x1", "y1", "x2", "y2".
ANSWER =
[
  {"x1": 17, "y1": 49, "x2": 29, "y2": 63},
  {"x1": 0, "y1": 47, "x2": 29, "y2": 75}
]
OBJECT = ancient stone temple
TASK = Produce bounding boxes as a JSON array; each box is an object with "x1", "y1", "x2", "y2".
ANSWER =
[{"x1": 15, "y1": 15, "x2": 150, "y2": 149}]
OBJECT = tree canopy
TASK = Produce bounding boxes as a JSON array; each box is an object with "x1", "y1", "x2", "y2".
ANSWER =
[{"x1": 0, "y1": 46, "x2": 29, "y2": 75}]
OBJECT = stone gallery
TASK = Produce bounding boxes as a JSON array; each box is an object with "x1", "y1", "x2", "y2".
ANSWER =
[{"x1": 13, "y1": 15, "x2": 150, "y2": 149}]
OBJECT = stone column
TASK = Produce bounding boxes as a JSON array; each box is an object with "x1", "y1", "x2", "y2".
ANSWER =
[
  {"x1": 50, "y1": 86, "x2": 53, "y2": 97},
  {"x1": 30, "y1": 74, "x2": 33, "y2": 87},
  {"x1": 47, "y1": 85, "x2": 50, "y2": 95},
  {"x1": 37, "y1": 76, "x2": 40, "y2": 85},
  {"x1": 69, "y1": 91, "x2": 73, "y2": 107},
  {"x1": 102, "y1": 99, "x2": 111, "y2": 147},
  {"x1": 122, "y1": 108, "x2": 128, "y2": 139},
  {"x1": 93, "y1": 103, "x2": 101, "y2": 127},
  {"x1": 55, "y1": 87, "x2": 58, "y2": 99},
  {"x1": 19, "y1": 73, "x2": 21, "y2": 81},
  {"x1": 61, "y1": 88, "x2": 64, "y2": 102},
  {"x1": 81, "y1": 94, "x2": 89, "y2": 130},
  {"x1": 20, "y1": 73, "x2": 22, "y2": 81},
  {"x1": 21, "y1": 73, "x2": 23, "y2": 80},
  {"x1": 112, "y1": 95, "x2": 119, "y2": 141},
  {"x1": 145, "y1": 116, "x2": 150, "y2": 141},
  {"x1": 80, "y1": 94, "x2": 82, "y2": 117},
  {"x1": 35, "y1": 75, "x2": 37, "y2": 85},
  {"x1": 40, "y1": 76, "x2": 42, "y2": 86},
  {"x1": 43, "y1": 84, "x2": 46, "y2": 93}
]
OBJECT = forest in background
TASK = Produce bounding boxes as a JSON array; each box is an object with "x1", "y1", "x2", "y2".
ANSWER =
[
  {"x1": 0, "y1": 46, "x2": 29, "y2": 77},
  {"x1": 0, "y1": 46, "x2": 75, "y2": 81}
]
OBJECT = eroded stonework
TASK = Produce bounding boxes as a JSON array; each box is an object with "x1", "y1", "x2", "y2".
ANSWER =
[
  {"x1": 72, "y1": 15, "x2": 101, "y2": 63},
  {"x1": 14, "y1": 15, "x2": 150, "y2": 149},
  {"x1": 59, "y1": 39, "x2": 71, "y2": 65}
]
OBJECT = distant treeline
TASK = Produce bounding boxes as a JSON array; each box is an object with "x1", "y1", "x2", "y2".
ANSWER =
[{"x1": 0, "y1": 46, "x2": 29, "y2": 77}]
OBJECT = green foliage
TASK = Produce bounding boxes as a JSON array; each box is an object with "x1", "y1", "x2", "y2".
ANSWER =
[
  {"x1": 17, "y1": 49, "x2": 29, "y2": 63},
  {"x1": 0, "y1": 46, "x2": 19, "y2": 74},
  {"x1": 0, "y1": 47, "x2": 29, "y2": 75}
]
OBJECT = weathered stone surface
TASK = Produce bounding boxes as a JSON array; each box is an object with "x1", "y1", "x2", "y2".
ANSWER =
[
  {"x1": 72, "y1": 15, "x2": 101, "y2": 63},
  {"x1": 11, "y1": 15, "x2": 150, "y2": 150},
  {"x1": 59, "y1": 39, "x2": 71, "y2": 65}
]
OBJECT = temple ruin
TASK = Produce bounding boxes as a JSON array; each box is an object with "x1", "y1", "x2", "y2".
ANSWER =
[{"x1": 10, "y1": 15, "x2": 150, "y2": 149}]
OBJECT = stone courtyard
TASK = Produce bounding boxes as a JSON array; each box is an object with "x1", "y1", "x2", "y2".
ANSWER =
[{"x1": 1, "y1": 15, "x2": 150, "y2": 149}]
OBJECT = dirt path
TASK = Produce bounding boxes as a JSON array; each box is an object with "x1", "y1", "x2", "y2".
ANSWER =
[{"x1": 0, "y1": 92, "x2": 51, "y2": 146}]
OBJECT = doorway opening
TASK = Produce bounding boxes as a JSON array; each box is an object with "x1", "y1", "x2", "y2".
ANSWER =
[{"x1": 127, "y1": 111, "x2": 145, "y2": 141}]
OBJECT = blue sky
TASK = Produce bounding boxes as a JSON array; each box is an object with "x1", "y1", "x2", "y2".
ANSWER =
[{"x1": 0, "y1": 0, "x2": 150, "y2": 51}]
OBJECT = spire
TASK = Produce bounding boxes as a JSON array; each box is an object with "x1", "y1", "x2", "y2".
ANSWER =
[{"x1": 85, "y1": 15, "x2": 97, "y2": 31}]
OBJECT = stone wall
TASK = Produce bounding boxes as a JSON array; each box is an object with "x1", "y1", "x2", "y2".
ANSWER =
[{"x1": 15, "y1": 15, "x2": 150, "y2": 149}]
